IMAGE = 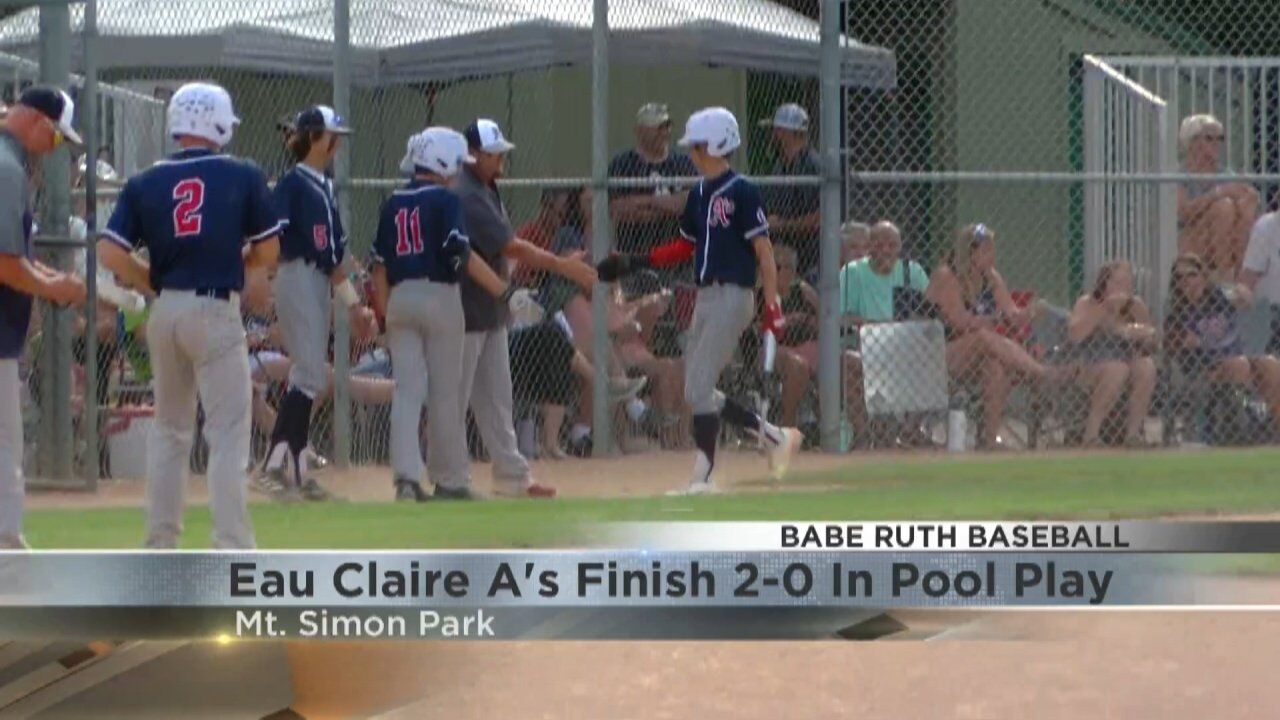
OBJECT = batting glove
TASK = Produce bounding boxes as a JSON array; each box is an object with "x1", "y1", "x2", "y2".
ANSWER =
[{"x1": 761, "y1": 300, "x2": 785, "y2": 337}]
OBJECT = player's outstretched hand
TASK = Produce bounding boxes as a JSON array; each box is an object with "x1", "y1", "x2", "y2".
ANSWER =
[
  {"x1": 50, "y1": 273, "x2": 88, "y2": 308},
  {"x1": 562, "y1": 250, "x2": 598, "y2": 292}
]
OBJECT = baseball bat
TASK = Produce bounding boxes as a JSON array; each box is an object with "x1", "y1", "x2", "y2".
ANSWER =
[{"x1": 758, "y1": 329, "x2": 777, "y2": 448}]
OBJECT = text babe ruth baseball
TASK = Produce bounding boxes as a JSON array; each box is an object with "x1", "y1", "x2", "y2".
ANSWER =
[
  {"x1": 596, "y1": 107, "x2": 801, "y2": 495},
  {"x1": 98, "y1": 82, "x2": 281, "y2": 549}
]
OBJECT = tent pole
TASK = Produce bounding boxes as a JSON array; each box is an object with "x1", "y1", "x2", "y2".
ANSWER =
[
  {"x1": 590, "y1": 0, "x2": 613, "y2": 457},
  {"x1": 331, "y1": 0, "x2": 352, "y2": 468},
  {"x1": 817, "y1": 0, "x2": 843, "y2": 452}
]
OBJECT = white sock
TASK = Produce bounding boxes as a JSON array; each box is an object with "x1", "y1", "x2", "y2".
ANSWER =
[
  {"x1": 761, "y1": 422, "x2": 784, "y2": 447},
  {"x1": 265, "y1": 442, "x2": 289, "y2": 471},
  {"x1": 570, "y1": 424, "x2": 592, "y2": 442},
  {"x1": 691, "y1": 451, "x2": 713, "y2": 485},
  {"x1": 625, "y1": 398, "x2": 648, "y2": 422}
]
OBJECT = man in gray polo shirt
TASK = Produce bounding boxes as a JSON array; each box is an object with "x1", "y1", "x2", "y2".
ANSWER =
[
  {"x1": 1242, "y1": 210, "x2": 1280, "y2": 353},
  {"x1": 0, "y1": 87, "x2": 88, "y2": 548},
  {"x1": 454, "y1": 118, "x2": 596, "y2": 499}
]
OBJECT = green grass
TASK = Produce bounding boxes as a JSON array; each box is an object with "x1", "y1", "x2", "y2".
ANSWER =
[{"x1": 24, "y1": 448, "x2": 1280, "y2": 549}]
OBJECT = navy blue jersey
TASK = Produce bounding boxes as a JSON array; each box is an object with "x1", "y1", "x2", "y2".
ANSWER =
[
  {"x1": 679, "y1": 170, "x2": 769, "y2": 287},
  {"x1": 102, "y1": 148, "x2": 281, "y2": 292},
  {"x1": 274, "y1": 163, "x2": 346, "y2": 274},
  {"x1": 370, "y1": 179, "x2": 469, "y2": 287}
]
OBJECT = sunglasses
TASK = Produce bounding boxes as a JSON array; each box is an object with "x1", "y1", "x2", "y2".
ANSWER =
[{"x1": 970, "y1": 223, "x2": 991, "y2": 246}]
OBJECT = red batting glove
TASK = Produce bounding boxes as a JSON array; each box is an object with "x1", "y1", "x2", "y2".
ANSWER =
[{"x1": 761, "y1": 300, "x2": 785, "y2": 337}]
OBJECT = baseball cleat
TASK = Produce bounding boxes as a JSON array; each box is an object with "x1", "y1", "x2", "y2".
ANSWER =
[
  {"x1": 0, "y1": 533, "x2": 30, "y2": 550},
  {"x1": 251, "y1": 468, "x2": 301, "y2": 503},
  {"x1": 298, "y1": 477, "x2": 339, "y2": 502},
  {"x1": 765, "y1": 426, "x2": 802, "y2": 481},
  {"x1": 302, "y1": 445, "x2": 329, "y2": 471},
  {"x1": 394, "y1": 478, "x2": 432, "y2": 502},
  {"x1": 493, "y1": 481, "x2": 558, "y2": 499},
  {"x1": 667, "y1": 479, "x2": 717, "y2": 496},
  {"x1": 433, "y1": 485, "x2": 483, "y2": 501}
]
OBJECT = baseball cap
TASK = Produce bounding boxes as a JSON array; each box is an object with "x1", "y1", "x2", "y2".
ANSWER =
[
  {"x1": 294, "y1": 105, "x2": 352, "y2": 135},
  {"x1": 758, "y1": 102, "x2": 810, "y2": 132},
  {"x1": 677, "y1": 107, "x2": 741, "y2": 157},
  {"x1": 463, "y1": 118, "x2": 515, "y2": 154},
  {"x1": 399, "y1": 127, "x2": 475, "y2": 178},
  {"x1": 636, "y1": 102, "x2": 670, "y2": 128},
  {"x1": 18, "y1": 85, "x2": 81, "y2": 145}
]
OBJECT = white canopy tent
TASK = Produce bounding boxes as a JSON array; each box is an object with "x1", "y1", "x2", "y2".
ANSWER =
[{"x1": 0, "y1": 0, "x2": 896, "y2": 90}]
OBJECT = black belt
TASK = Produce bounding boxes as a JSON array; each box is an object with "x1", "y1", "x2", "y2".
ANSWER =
[{"x1": 195, "y1": 288, "x2": 233, "y2": 300}]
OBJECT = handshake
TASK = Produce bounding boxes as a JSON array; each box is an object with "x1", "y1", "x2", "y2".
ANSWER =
[{"x1": 595, "y1": 252, "x2": 651, "y2": 283}]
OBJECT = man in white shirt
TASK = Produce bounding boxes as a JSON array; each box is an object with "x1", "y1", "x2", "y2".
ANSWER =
[{"x1": 1240, "y1": 211, "x2": 1280, "y2": 353}]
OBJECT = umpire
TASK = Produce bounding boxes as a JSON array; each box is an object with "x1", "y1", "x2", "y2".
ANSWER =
[
  {"x1": 454, "y1": 118, "x2": 596, "y2": 498},
  {"x1": 0, "y1": 87, "x2": 88, "y2": 549}
]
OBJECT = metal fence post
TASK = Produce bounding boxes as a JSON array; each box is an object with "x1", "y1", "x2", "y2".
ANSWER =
[
  {"x1": 818, "y1": 0, "x2": 843, "y2": 452},
  {"x1": 38, "y1": 1, "x2": 74, "y2": 479},
  {"x1": 82, "y1": 0, "x2": 99, "y2": 490},
  {"x1": 331, "y1": 0, "x2": 352, "y2": 468},
  {"x1": 590, "y1": 0, "x2": 613, "y2": 456}
]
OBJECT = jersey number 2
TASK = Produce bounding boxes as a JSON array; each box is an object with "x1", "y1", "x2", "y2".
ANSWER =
[
  {"x1": 394, "y1": 207, "x2": 423, "y2": 256},
  {"x1": 172, "y1": 178, "x2": 205, "y2": 237}
]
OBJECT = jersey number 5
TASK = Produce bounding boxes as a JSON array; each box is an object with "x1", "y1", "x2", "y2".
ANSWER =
[
  {"x1": 172, "y1": 178, "x2": 205, "y2": 237},
  {"x1": 394, "y1": 207, "x2": 423, "y2": 256}
]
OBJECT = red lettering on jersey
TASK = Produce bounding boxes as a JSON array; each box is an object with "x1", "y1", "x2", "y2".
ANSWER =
[
  {"x1": 394, "y1": 207, "x2": 423, "y2": 257},
  {"x1": 172, "y1": 178, "x2": 205, "y2": 237},
  {"x1": 313, "y1": 224, "x2": 328, "y2": 251},
  {"x1": 709, "y1": 196, "x2": 734, "y2": 228}
]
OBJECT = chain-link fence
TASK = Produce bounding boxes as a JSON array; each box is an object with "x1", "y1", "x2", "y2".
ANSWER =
[{"x1": 4, "y1": 0, "x2": 1280, "y2": 488}]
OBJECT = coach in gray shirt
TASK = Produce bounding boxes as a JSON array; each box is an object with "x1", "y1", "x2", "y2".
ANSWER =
[
  {"x1": 0, "y1": 87, "x2": 87, "y2": 548},
  {"x1": 454, "y1": 119, "x2": 595, "y2": 499}
]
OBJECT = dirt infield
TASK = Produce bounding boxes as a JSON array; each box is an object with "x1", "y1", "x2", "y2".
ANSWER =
[
  {"x1": 284, "y1": 611, "x2": 1280, "y2": 719},
  {"x1": 25, "y1": 446, "x2": 857, "y2": 509}
]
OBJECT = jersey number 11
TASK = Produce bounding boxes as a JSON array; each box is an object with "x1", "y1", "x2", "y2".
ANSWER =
[{"x1": 394, "y1": 207, "x2": 423, "y2": 256}]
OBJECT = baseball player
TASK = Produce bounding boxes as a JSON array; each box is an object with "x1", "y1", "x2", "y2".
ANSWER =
[
  {"x1": 257, "y1": 104, "x2": 362, "y2": 502},
  {"x1": 98, "y1": 82, "x2": 280, "y2": 549},
  {"x1": 368, "y1": 127, "x2": 515, "y2": 502},
  {"x1": 0, "y1": 86, "x2": 88, "y2": 550},
  {"x1": 597, "y1": 107, "x2": 801, "y2": 495}
]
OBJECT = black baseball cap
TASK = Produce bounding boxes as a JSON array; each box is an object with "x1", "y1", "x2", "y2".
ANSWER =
[
  {"x1": 18, "y1": 85, "x2": 81, "y2": 144},
  {"x1": 293, "y1": 105, "x2": 352, "y2": 135}
]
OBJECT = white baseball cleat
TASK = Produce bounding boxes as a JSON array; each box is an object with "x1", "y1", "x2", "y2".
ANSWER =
[
  {"x1": 667, "y1": 479, "x2": 717, "y2": 496},
  {"x1": 668, "y1": 451, "x2": 718, "y2": 495},
  {"x1": 765, "y1": 426, "x2": 802, "y2": 481}
]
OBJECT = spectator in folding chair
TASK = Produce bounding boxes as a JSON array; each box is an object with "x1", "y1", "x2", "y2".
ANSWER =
[
  {"x1": 1065, "y1": 260, "x2": 1158, "y2": 447},
  {"x1": 1177, "y1": 114, "x2": 1259, "y2": 281},
  {"x1": 838, "y1": 220, "x2": 929, "y2": 447},
  {"x1": 922, "y1": 223, "x2": 1072, "y2": 449},
  {"x1": 1165, "y1": 252, "x2": 1280, "y2": 436}
]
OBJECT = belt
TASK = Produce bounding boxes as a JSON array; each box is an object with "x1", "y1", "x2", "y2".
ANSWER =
[{"x1": 195, "y1": 288, "x2": 233, "y2": 300}]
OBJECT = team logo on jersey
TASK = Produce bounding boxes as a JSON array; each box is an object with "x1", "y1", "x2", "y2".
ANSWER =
[
  {"x1": 709, "y1": 196, "x2": 735, "y2": 228},
  {"x1": 312, "y1": 224, "x2": 328, "y2": 250}
]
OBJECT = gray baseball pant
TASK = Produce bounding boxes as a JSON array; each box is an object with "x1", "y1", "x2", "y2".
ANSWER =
[
  {"x1": 684, "y1": 284, "x2": 755, "y2": 414},
  {"x1": 460, "y1": 327, "x2": 530, "y2": 490},
  {"x1": 146, "y1": 290, "x2": 255, "y2": 549},
  {"x1": 273, "y1": 259, "x2": 332, "y2": 398},
  {"x1": 386, "y1": 279, "x2": 469, "y2": 490},
  {"x1": 0, "y1": 359, "x2": 25, "y2": 548}
]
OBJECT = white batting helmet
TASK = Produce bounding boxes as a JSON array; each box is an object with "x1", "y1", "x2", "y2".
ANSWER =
[
  {"x1": 678, "y1": 107, "x2": 741, "y2": 157},
  {"x1": 399, "y1": 127, "x2": 475, "y2": 178},
  {"x1": 167, "y1": 82, "x2": 239, "y2": 148}
]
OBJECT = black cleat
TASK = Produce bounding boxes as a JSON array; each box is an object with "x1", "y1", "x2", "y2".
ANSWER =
[
  {"x1": 395, "y1": 478, "x2": 432, "y2": 502},
  {"x1": 433, "y1": 484, "x2": 482, "y2": 501}
]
